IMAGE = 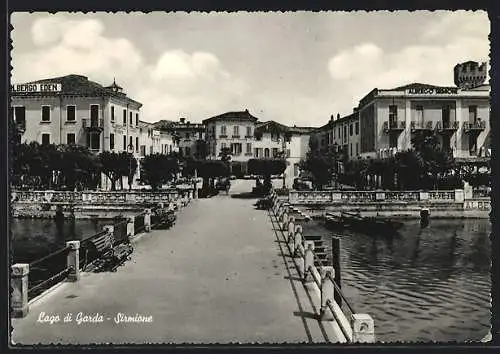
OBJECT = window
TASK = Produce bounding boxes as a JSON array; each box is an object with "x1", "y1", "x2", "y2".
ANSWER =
[
  {"x1": 416, "y1": 105, "x2": 424, "y2": 124},
  {"x1": 169, "y1": 145, "x2": 172, "y2": 153},
  {"x1": 254, "y1": 148, "x2": 259, "y2": 157},
  {"x1": 140, "y1": 145, "x2": 146, "y2": 157},
  {"x1": 136, "y1": 113, "x2": 139, "y2": 126},
  {"x1": 13, "y1": 106, "x2": 26, "y2": 127},
  {"x1": 111, "y1": 106, "x2": 115, "y2": 122},
  {"x1": 186, "y1": 147, "x2": 191, "y2": 156},
  {"x1": 221, "y1": 125, "x2": 227, "y2": 135},
  {"x1": 67, "y1": 133, "x2": 76, "y2": 145},
  {"x1": 123, "y1": 135, "x2": 127, "y2": 150},
  {"x1": 389, "y1": 134, "x2": 398, "y2": 148},
  {"x1": 110, "y1": 133, "x2": 115, "y2": 150},
  {"x1": 349, "y1": 123, "x2": 353, "y2": 136},
  {"x1": 247, "y1": 126, "x2": 252, "y2": 137},
  {"x1": 136, "y1": 137, "x2": 139, "y2": 152},
  {"x1": 469, "y1": 106, "x2": 478, "y2": 123},
  {"x1": 356, "y1": 143, "x2": 359, "y2": 156},
  {"x1": 333, "y1": 128, "x2": 335, "y2": 139},
  {"x1": 186, "y1": 132, "x2": 190, "y2": 139},
  {"x1": 90, "y1": 105, "x2": 99, "y2": 125},
  {"x1": 90, "y1": 133, "x2": 100, "y2": 150},
  {"x1": 355, "y1": 122, "x2": 359, "y2": 135},
  {"x1": 442, "y1": 106, "x2": 451, "y2": 127},
  {"x1": 389, "y1": 105, "x2": 398, "y2": 125},
  {"x1": 221, "y1": 142, "x2": 226, "y2": 149},
  {"x1": 286, "y1": 149, "x2": 290, "y2": 158},
  {"x1": 129, "y1": 111, "x2": 133, "y2": 126},
  {"x1": 150, "y1": 146, "x2": 153, "y2": 154},
  {"x1": 41, "y1": 106, "x2": 51, "y2": 122},
  {"x1": 350, "y1": 143, "x2": 352, "y2": 156},
  {"x1": 42, "y1": 133, "x2": 50, "y2": 145},
  {"x1": 129, "y1": 136, "x2": 133, "y2": 151},
  {"x1": 66, "y1": 105, "x2": 76, "y2": 121},
  {"x1": 272, "y1": 148, "x2": 279, "y2": 157},
  {"x1": 246, "y1": 143, "x2": 252, "y2": 153},
  {"x1": 233, "y1": 125, "x2": 239, "y2": 136},
  {"x1": 264, "y1": 148, "x2": 270, "y2": 158},
  {"x1": 338, "y1": 127, "x2": 341, "y2": 138},
  {"x1": 343, "y1": 126, "x2": 347, "y2": 142}
]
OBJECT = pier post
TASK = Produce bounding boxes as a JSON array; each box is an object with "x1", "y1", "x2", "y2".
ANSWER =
[
  {"x1": 303, "y1": 241, "x2": 315, "y2": 283},
  {"x1": 11, "y1": 263, "x2": 30, "y2": 318},
  {"x1": 351, "y1": 314, "x2": 375, "y2": 343},
  {"x1": 294, "y1": 225, "x2": 303, "y2": 257},
  {"x1": 287, "y1": 217, "x2": 295, "y2": 243},
  {"x1": 127, "y1": 216, "x2": 135, "y2": 237},
  {"x1": 281, "y1": 210, "x2": 289, "y2": 231},
  {"x1": 332, "y1": 237, "x2": 342, "y2": 306},
  {"x1": 144, "y1": 209, "x2": 152, "y2": 232},
  {"x1": 320, "y1": 266, "x2": 335, "y2": 321},
  {"x1": 66, "y1": 241, "x2": 80, "y2": 282}
]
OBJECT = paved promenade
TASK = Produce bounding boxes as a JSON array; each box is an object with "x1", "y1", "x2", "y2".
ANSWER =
[{"x1": 12, "y1": 180, "x2": 336, "y2": 344}]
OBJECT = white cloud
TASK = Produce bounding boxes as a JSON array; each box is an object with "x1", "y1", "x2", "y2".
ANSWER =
[
  {"x1": 327, "y1": 11, "x2": 490, "y2": 115},
  {"x1": 12, "y1": 15, "x2": 248, "y2": 123}
]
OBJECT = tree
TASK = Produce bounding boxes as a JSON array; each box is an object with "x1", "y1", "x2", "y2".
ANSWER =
[
  {"x1": 194, "y1": 139, "x2": 209, "y2": 160},
  {"x1": 299, "y1": 144, "x2": 341, "y2": 190},
  {"x1": 248, "y1": 158, "x2": 287, "y2": 193},
  {"x1": 140, "y1": 153, "x2": 180, "y2": 190},
  {"x1": 115, "y1": 152, "x2": 138, "y2": 191},
  {"x1": 98, "y1": 151, "x2": 123, "y2": 191}
]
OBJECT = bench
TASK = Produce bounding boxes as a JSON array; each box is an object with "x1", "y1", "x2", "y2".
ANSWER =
[
  {"x1": 153, "y1": 209, "x2": 177, "y2": 230},
  {"x1": 86, "y1": 231, "x2": 133, "y2": 272}
]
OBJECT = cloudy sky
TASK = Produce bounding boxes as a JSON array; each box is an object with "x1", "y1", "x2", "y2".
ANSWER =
[{"x1": 11, "y1": 11, "x2": 489, "y2": 127}]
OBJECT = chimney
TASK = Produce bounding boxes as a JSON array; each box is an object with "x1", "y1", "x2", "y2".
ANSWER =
[
  {"x1": 330, "y1": 114, "x2": 334, "y2": 121},
  {"x1": 180, "y1": 118, "x2": 186, "y2": 124},
  {"x1": 337, "y1": 113, "x2": 340, "y2": 120},
  {"x1": 245, "y1": 109, "x2": 249, "y2": 113}
]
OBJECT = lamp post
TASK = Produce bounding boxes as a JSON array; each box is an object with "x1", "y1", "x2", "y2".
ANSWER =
[
  {"x1": 279, "y1": 135, "x2": 288, "y2": 189},
  {"x1": 333, "y1": 143, "x2": 339, "y2": 189},
  {"x1": 128, "y1": 144, "x2": 134, "y2": 191}
]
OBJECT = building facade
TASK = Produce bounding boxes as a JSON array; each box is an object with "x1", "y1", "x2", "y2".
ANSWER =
[
  {"x1": 10, "y1": 75, "x2": 147, "y2": 189},
  {"x1": 164, "y1": 118, "x2": 205, "y2": 158},
  {"x1": 202, "y1": 110, "x2": 258, "y2": 161}
]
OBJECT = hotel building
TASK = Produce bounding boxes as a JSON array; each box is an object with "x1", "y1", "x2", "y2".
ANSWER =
[
  {"x1": 317, "y1": 61, "x2": 490, "y2": 162},
  {"x1": 10, "y1": 74, "x2": 147, "y2": 189},
  {"x1": 162, "y1": 118, "x2": 205, "y2": 158}
]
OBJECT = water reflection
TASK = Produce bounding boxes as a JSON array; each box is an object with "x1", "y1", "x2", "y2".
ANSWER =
[
  {"x1": 11, "y1": 218, "x2": 110, "y2": 263},
  {"x1": 311, "y1": 218, "x2": 491, "y2": 342}
]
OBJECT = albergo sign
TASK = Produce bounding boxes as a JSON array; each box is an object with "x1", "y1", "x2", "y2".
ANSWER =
[
  {"x1": 11, "y1": 83, "x2": 62, "y2": 93},
  {"x1": 407, "y1": 87, "x2": 458, "y2": 95}
]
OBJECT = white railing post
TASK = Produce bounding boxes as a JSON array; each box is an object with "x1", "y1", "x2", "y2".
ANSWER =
[
  {"x1": 66, "y1": 241, "x2": 80, "y2": 282},
  {"x1": 303, "y1": 241, "x2": 315, "y2": 283},
  {"x1": 11, "y1": 263, "x2": 30, "y2": 318},
  {"x1": 294, "y1": 225, "x2": 303, "y2": 257},
  {"x1": 281, "y1": 210, "x2": 289, "y2": 231},
  {"x1": 287, "y1": 217, "x2": 295, "y2": 244},
  {"x1": 127, "y1": 216, "x2": 135, "y2": 237},
  {"x1": 320, "y1": 266, "x2": 335, "y2": 321},
  {"x1": 144, "y1": 209, "x2": 151, "y2": 232},
  {"x1": 351, "y1": 314, "x2": 375, "y2": 343}
]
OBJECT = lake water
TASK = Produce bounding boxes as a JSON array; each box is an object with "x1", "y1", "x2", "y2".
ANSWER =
[
  {"x1": 303, "y1": 218, "x2": 491, "y2": 342},
  {"x1": 10, "y1": 218, "x2": 111, "y2": 263}
]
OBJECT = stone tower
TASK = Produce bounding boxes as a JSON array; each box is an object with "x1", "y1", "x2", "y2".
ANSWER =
[{"x1": 454, "y1": 61, "x2": 488, "y2": 89}]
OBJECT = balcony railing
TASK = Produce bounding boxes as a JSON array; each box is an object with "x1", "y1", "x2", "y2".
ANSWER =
[
  {"x1": 436, "y1": 121, "x2": 459, "y2": 131},
  {"x1": 82, "y1": 118, "x2": 104, "y2": 131},
  {"x1": 232, "y1": 135, "x2": 241, "y2": 139},
  {"x1": 410, "y1": 120, "x2": 433, "y2": 131},
  {"x1": 219, "y1": 134, "x2": 228, "y2": 138},
  {"x1": 383, "y1": 120, "x2": 405, "y2": 133},
  {"x1": 245, "y1": 135, "x2": 253, "y2": 139},
  {"x1": 463, "y1": 120, "x2": 486, "y2": 133}
]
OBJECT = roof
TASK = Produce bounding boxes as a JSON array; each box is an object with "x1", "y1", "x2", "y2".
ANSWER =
[
  {"x1": 386, "y1": 82, "x2": 456, "y2": 92},
  {"x1": 288, "y1": 126, "x2": 318, "y2": 134},
  {"x1": 255, "y1": 120, "x2": 290, "y2": 133},
  {"x1": 12, "y1": 74, "x2": 142, "y2": 107},
  {"x1": 202, "y1": 109, "x2": 259, "y2": 124}
]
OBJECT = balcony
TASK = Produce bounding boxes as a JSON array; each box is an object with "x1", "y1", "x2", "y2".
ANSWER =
[
  {"x1": 232, "y1": 135, "x2": 241, "y2": 139},
  {"x1": 463, "y1": 120, "x2": 486, "y2": 134},
  {"x1": 245, "y1": 135, "x2": 253, "y2": 139},
  {"x1": 219, "y1": 134, "x2": 228, "y2": 138},
  {"x1": 383, "y1": 120, "x2": 405, "y2": 133},
  {"x1": 244, "y1": 152, "x2": 253, "y2": 156},
  {"x1": 410, "y1": 120, "x2": 433, "y2": 132},
  {"x1": 82, "y1": 118, "x2": 104, "y2": 132},
  {"x1": 436, "y1": 121, "x2": 459, "y2": 134}
]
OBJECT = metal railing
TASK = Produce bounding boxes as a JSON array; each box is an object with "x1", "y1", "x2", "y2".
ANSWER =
[{"x1": 28, "y1": 247, "x2": 71, "y2": 300}]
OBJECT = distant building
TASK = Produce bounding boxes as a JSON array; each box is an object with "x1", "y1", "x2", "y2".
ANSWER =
[
  {"x1": 454, "y1": 61, "x2": 488, "y2": 90},
  {"x1": 202, "y1": 109, "x2": 259, "y2": 161},
  {"x1": 162, "y1": 118, "x2": 205, "y2": 158}
]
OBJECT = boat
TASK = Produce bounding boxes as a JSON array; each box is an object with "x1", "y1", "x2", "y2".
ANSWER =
[{"x1": 325, "y1": 211, "x2": 404, "y2": 235}]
